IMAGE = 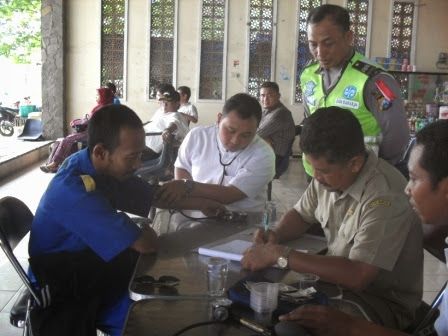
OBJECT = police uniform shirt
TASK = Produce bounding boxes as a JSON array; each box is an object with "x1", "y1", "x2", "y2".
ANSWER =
[
  {"x1": 302, "y1": 48, "x2": 410, "y2": 166},
  {"x1": 294, "y1": 149, "x2": 423, "y2": 328},
  {"x1": 29, "y1": 148, "x2": 155, "y2": 262}
]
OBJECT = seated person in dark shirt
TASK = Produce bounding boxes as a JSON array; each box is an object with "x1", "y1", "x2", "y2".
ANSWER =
[{"x1": 28, "y1": 104, "x2": 224, "y2": 336}]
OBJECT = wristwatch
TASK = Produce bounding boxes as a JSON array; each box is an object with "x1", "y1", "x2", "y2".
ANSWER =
[
  {"x1": 183, "y1": 179, "x2": 194, "y2": 195},
  {"x1": 277, "y1": 246, "x2": 292, "y2": 269}
]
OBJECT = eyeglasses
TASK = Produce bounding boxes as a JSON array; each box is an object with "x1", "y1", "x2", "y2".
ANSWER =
[{"x1": 135, "y1": 275, "x2": 180, "y2": 287}]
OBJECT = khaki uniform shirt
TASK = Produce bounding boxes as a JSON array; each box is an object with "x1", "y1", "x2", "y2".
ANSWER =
[{"x1": 294, "y1": 149, "x2": 423, "y2": 329}]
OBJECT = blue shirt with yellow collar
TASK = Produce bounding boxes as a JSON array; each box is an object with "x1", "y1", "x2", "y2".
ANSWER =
[
  {"x1": 30, "y1": 148, "x2": 154, "y2": 260},
  {"x1": 29, "y1": 148, "x2": 156, "y2": 336}
]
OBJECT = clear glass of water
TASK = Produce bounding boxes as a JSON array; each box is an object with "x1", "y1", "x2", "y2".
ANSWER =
[{"x1": 205, "y1": 257, "x2": 229, "y2": 296}]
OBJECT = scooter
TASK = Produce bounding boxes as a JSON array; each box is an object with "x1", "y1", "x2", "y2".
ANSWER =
[{"x1": 0, "y1": 103, "x2": 19, "y2": 137}]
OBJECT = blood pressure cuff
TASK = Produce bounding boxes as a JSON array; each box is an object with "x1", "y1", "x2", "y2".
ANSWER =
[{"x1": 227, "y1": 273, "x2": 328, "y2": 315}]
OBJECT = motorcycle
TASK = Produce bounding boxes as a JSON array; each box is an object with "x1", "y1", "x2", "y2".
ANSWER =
[{"x1": 0, "y1": 103, "x2": 19, "y2": 137}]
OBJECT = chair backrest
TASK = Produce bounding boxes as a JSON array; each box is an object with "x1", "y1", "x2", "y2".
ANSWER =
[
  {"x1": 0, "y1": 196, "x2": 41, "y2": 306},
  {"x1": 17, "y1": 119, "x2": 43, "y2": 140},
  {"x1": 136, "y1": 132, "x2": 174, "y2": 178},
  {"x1": 275, "y1": 139, "x2": 295, "y2": 179}
]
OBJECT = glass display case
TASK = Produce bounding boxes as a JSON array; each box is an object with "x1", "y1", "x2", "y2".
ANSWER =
[{"x1": 389, "y1": 70, "x2": 448, "y2": 133}]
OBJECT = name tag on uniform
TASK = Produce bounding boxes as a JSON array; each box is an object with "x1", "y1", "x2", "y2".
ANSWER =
[{"x1": 335, "y1": 98, "x2": 360, "y2": 109}]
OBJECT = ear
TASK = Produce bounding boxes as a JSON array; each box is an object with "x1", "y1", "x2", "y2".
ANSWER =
[
  {"x1": 217, "y1": 113, "x2": 223, "y2": 124},
  {"x1": 92, "y1": 143, "x2": 109, "y2": 164},
  {"x1": 349, "y1": 155, "x2": 364, "y2": 174},
  {"x1": 440, "y1": 177, "x2": 448, "y2": 203},
  {"x1": 345, "y1": 30, "x2": 354, "y2": 45}
]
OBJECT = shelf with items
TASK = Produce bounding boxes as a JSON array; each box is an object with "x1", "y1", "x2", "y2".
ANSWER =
[{"x1": 389, "y1": 71, "x2": 448, "y2": 132}]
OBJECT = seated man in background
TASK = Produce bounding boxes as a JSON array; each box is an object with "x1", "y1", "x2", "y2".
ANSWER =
[
  {"x1": 177, "y1": 85, "x2": 198, "y2": 124},
  {"x1": 28, "y1": 105, "x2": 224, "y2": 336},
  {"x1": 105, "y1": 82, "x2": 121, "y2": 104},
  {"x1": 161, "y1": 93, "x2": 275, "y2": 212},
  {"x1": 257, "y1": 81, "x2": 296, "y2": 175},
  {"x1": 242, "y1": 106, "x2": 423, "y2": 330},
  {"x1": 142, "y1": 88, "x2": 189, "y2": 160},
  {"x1": 278, "y1": 119, "x2": 448, "y2": 336}
]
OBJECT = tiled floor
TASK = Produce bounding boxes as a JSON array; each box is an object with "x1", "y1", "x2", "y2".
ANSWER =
[{"x1": 0, "y1": 156, "x2": 446, "y2": 334}]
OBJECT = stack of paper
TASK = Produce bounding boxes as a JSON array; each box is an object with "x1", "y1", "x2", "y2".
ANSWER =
[{"x1": 198, "y1": 240, "x2": 252, "y2": 262}]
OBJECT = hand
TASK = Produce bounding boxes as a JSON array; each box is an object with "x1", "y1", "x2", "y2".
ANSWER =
[
  {"x1": 162, "y1": 129, "x2": 173, "y2": 144},
  {"x1": 157, "y1": 180, "x2": 186, "y2": 204},
  {"x1": 240, "y1": 243, "x2": 282, "y2": 271},
  {"x1": 279, "y1": 305, "x2": 358, "y2": 336},
  {"x1": 199, "y1": 200, "x2": 227, "y2": 217},
  {"x1": 253, "y1": 228, "x2": 279, "y2": 245}
]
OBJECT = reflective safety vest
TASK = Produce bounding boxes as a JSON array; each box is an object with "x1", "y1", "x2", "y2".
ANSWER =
[{"x1": 300, "y1": 52, "x2": 382, "y2": 176}]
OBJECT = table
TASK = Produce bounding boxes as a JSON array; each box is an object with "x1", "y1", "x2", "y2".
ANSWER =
[{"x1": 123, "y1": 209, "x2": 373, "y2": 335}]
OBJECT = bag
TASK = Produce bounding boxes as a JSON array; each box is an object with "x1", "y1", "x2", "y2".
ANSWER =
[{"x1": 70, "y1": 115, "x2": 89, "y2": 133}]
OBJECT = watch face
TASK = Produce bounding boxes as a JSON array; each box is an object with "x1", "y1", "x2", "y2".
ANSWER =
[{"x1": 277, "y1": 257, "x2": 288, "y2": 269}]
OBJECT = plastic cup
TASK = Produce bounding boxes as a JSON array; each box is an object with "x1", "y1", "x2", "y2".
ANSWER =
[
  {"x1": 250, "y1": 282, "x2": 278, "y2": 314},
  {"x1": 205, "y1": 257, "x2": 229, "y2": 296},
  {"x1": 297, "y1": 273, "x2": 319, "y2": 290}
]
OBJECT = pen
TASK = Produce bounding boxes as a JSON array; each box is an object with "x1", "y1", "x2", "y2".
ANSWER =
[{"x1": 239, "y1": 317, "x2": 273, "y2": 336}]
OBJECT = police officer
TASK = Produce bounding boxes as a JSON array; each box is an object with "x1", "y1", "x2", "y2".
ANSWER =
[{"x1": 301, "y1": 4, "x2": 409, "y2": 177}]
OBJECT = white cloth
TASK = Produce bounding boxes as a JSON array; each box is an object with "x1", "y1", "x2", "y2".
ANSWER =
[
  {"x1": 178, "y1": 102, "x2": 198, "y2": 122},
  {"x1": 144, "y1": 111, "x2": 189, "y2": 153},
  {"x1": 175, "y1": 125, "x2": 275, "y2": 212}
]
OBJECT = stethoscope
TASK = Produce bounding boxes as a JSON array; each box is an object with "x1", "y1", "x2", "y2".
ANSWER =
[{"x1": 215, "y1": 126, "x2": 246, "y2": 185}]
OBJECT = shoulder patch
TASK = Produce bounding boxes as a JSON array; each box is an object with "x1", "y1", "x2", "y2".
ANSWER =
[
  {"x1": 352, "y1": 60, "x2": 382, "y2": 77},
  {"x1": 368, "y1": 199, "x2": 391, "y2": 208},
  {"x1": 80, "y1": 175, "x2": 96, "y2": 192}
]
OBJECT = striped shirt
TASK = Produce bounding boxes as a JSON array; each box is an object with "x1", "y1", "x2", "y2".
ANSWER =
[{"x1": 257, "y1": 102, "x2": 296, "y2": 156}]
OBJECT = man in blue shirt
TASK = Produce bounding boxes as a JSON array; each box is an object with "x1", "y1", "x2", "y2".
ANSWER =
[{"x1": 29, "y1": 104, "x2": 223, "y2": 336}]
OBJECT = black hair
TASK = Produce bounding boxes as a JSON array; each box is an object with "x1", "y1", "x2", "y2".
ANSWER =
[
  {"x1": 88, "y1": 104, "x2": 143, "y2": 154},
  {"x1": 177, "y1": 86, "x2": 191, "y2": 101},
  {"x1": 300, "y1": 106, "x2": 366, "y2": 164},
  {"x1": 415, "y1": 119, "x2": 448, "y2": 189},
  {"x1": 105, "y1": 82, "x2": 117, "y2": 94},
  {"x1": 222, "y1": 93, "x2": 262, "y2": 124},
  {"x1": 156, "y1": 83, "x2": 176, "y2": 94},
  {"x1": 166, "y1": 90, "x2": 181, "y2": 103},
  {"x1": 307, "y1": 4, "x2": 351, "y2": 33},
  {"x1": 260, "y1": 82, "x2": 279, "y2": 93}
]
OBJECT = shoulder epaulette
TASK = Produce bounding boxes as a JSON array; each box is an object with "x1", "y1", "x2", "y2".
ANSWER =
[
  {"x1": 352, "y1": 60, "x2": 383, "y2": 77},
  {"x1": 80, "y1": 175, "x2": 96, "y2": 192}
]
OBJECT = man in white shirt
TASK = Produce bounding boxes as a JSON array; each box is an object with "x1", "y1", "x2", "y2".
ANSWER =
[
  {"x1": 142, "y1": 89, "x2": 189, "y2": 160},
  {"x1": 161, "y1": 93, "x2": 275, "y2": 212},
  {"x1": 177, "y1": 86, "x2": 198, "y2": 125}
]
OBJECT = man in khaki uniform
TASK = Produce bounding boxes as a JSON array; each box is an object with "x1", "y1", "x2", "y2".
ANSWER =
[{"x1": 241, "y1": 106, "x2": 423, "y2": 330}]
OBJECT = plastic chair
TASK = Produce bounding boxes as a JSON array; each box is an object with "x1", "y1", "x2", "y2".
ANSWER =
[
  {"x1": 136, "y1": 133, "x2": 175, "y2": 221},
  {"x1": 0, "y1": 196, "x2": 41, "y2": 336},
  {"x1": 136, "y1": 132, "x2": 174, "y2": 181},
  {"x1": 17, "y1": 119, "x2": 43, "y2": 141}
]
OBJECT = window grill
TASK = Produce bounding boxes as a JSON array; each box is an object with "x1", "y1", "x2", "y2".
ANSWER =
[
  {"x1": 101, "y1": 0, "x2": 126, "y2": 99},
  {"x1": 199, "y1": 0, "x2": 226, "y2": 100}
]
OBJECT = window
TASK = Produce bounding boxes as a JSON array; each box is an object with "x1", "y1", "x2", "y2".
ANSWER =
[
  {"x1": 247, "y1": 0, "x2": 276, "y2": 98},
  {"x1": 390, "y1": 1, "x2": 416, "y2": 100},
  {"x1": 347, "y1": 0, "x2": 371, "y2": 56},
  {"x1": 149, "y1": 0, "x2": 177, "y2": 99},
  {"x1": 101, "y1": 0, "x2": 127, "y2": 99},
  {"x1": 294, "y1": 0, "x2": 322, "y2": 103},
  {"x1": 390, "y1": 1, "x2": 415, "y2": 61},
  {"x1": 198, "y1": 0, "x2": 227, "y2": 100}
]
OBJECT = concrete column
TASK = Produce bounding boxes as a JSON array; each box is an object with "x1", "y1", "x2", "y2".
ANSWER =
[{"x1": 41, "y1": 0, "x2": 65, "y2": 139}]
